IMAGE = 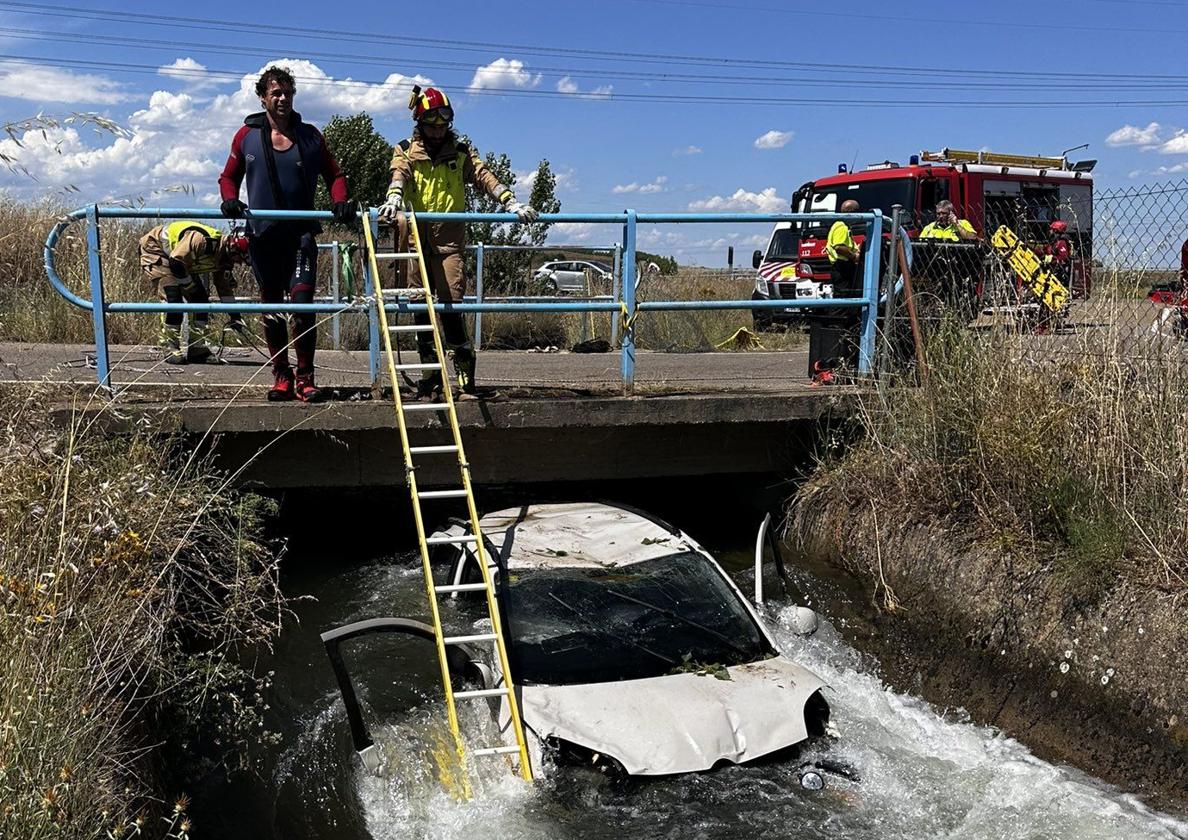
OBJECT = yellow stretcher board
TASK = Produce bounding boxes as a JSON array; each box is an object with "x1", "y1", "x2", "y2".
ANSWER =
[{"x1": 990, "y1": 225, "x2": 1069, "y2": 312}]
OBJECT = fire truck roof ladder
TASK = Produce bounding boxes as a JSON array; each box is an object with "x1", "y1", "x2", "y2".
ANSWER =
[{"x1": 921, "y1": 148, "x2": 1068, "y2": 170}]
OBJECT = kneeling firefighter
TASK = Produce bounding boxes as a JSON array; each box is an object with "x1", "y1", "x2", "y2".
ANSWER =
[
  {"x1": 379, "y1": 86, "x2": 539, "y2": 398},
  {"x1": 138, "y1": 220, "x2": 248, "y2": 364}
]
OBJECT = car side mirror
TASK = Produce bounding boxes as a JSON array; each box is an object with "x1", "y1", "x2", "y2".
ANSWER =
[{"x1": 752, "y1": 249, "x2": 763, "y2": 269}]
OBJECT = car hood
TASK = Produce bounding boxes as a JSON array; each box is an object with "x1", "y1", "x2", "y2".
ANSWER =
[{"x1": 520, "y1": 655, "x2": 825, "y2": 775}]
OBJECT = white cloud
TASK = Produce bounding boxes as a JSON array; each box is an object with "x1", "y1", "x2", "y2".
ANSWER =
[
  {"x1": 673, "y1": 145, "x2": 702, "y2": 156},
  {"x1": 689, "y1": 187, "x2": 786, "y2": 214},
  {"x1": 0, "y1": 59, "x2": 433, "y2": 202},
  {"x1": 1158, "y1": 132, "x2": 1188, "y2": 154},
  {"x1": 158, "y1": 58, "x2": 206, "y2": 80},
  {"x1": 0, "y1": 61, "x2": 131, "y2": 105},
  {"x1": 554, "y1": 76, "x2": 612, "y2": 99},
  {"x1": 513, "y1": 165, "x2": 577, "y2": 192},
  {"x1": 1105, "y1": 122, "x2": 1163, "y2": 147},
  {"x1": 613, "y1": 176, "x2": 667, "y2": 194},
  {"x1": 753, "y1": 130, "x2": 794, "y2": 150},
  {"x1": 469, "y1": 58, "x2": 541, "y2": 91}
]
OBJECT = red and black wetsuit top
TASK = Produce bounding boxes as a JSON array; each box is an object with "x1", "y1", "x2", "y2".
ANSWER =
[{"x1": 218, "y1": 111, "x2": 347, "y2": 236}]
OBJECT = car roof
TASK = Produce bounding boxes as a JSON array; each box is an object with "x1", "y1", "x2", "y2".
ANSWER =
[{"x1": 473, "y1": 502, "x2": 696, "y2": 570}]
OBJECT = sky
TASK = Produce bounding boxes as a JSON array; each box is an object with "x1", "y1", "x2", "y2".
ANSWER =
[{"x1": 1, "y1": 0, "x2": 1188, "y2": 265}]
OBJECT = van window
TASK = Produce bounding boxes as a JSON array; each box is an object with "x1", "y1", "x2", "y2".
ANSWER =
[{"x1": 766, "y1": 229, "x2": 800, "y2": 260}]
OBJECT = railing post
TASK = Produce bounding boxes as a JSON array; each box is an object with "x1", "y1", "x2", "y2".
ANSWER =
[
  {"x1": 859, "y1": 210, "x2": 884, "y2": 375},
  {"x1": 475, "y1": 242, "x2": 484, "y2": 351},
  {"x1": 880, "y1": 206, "x2": 903, "y2": 375},
  {"x1": 620, "y1": 211, "x2": 637, "y2": 393},
  {"x1": 365, "y1": 211, "x2": 381, "y2": 388},
  {"x1": 611, "y1": 242, "x2": 622, "y2": 347},
  {"x1": 84, "y1": 204, "x2": 112, "y2": 391},
  {"x1": 331, "y1": 240, "x2": 341, "y2": 350}
]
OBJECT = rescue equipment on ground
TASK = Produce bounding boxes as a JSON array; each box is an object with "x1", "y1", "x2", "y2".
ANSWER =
[{"x1": 990, "y1": 225, "x2": 1070, "y2": 312}]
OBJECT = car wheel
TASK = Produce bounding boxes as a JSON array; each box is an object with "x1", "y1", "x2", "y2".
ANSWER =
[{"x1": 751, "y1": 291, "x2": 776, "y2": 332}]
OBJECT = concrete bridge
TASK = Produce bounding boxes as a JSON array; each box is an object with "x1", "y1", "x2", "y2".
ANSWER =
[{"x1": 2, "y1": 342, "x2": 850, "y2": 488}]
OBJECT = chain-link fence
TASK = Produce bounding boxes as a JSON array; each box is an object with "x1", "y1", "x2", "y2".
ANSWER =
[{"x1": 873, "y1": 181, "x2": 1188, "y2": 379}]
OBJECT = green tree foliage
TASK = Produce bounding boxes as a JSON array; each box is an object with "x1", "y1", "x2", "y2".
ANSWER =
[
  {"x1": 464, "y1": 147, "x2": 561, "y2": 293},
  {"x1": 315, "y1": 112, "x2": 393, "y2": 212}
]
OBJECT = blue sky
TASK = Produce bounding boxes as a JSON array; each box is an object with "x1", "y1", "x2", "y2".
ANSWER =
[{"x1": 1, "y1": 0, "x2": 1187, "y2": 264}]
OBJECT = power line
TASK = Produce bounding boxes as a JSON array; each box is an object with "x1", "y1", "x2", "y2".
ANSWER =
[
  {"x1": 0, "y1": 0, "x2": 1184, "y2": 83},
  {"x1": 3, "y1": 25, "x2": 1188, "y2": 93},
  {"x1": 2, "y1": 53, "x2": 1183, "y2": 109}
]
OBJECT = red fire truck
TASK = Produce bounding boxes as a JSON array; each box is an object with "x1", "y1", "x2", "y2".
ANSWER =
[{"x1": 751, "y1": 148, "x2": 1095, "y2": 329}]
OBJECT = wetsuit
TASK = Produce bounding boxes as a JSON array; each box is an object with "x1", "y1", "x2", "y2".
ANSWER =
[{"x1": 218, "y1": 111, "x2": 347, "y2": 376}]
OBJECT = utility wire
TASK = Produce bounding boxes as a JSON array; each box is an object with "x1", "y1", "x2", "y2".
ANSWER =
[
  {"x1": 2, "y1": 25, "x2": 1188, "y2": 92},
  {"x1": 2, "y1": 53, "x2": 1184, "y2": 108},
  {"x1": 0, "y1": 0, "x2": 1184, "y2": 82}
]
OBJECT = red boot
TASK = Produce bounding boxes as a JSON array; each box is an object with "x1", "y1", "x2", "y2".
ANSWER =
[
  {"x1": 268, "y1": 367, "x2": 295, "y2": 402},
  {"x1": 294, "y1": 372, "x2": 325, "y2": 403}
]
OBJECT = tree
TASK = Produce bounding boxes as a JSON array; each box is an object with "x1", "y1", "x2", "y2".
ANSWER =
[
  {"x1": 464, "y1": 150, "x2": 561, "y2": 293},
  {"x1": 315, "y1": 112, "x2": 393, "y2": 213}
]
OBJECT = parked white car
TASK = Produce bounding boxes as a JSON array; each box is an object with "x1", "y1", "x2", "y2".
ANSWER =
[
  {"x1": 533, "y1": 260, "x2": 614, "y2": 294},
  {"x1": 323, "y1": 502, "x2": 836, "y2": 788}
]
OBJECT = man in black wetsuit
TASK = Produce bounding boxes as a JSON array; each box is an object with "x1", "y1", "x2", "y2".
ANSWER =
[{"x1": 218, "y1": 65, "x2": 355, "y2": 402}]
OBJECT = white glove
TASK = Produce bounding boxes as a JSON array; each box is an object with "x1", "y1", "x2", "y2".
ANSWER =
[
  {"x1": 378, "y1": 185, "x2": 403, "y2": 221},
  {"x1": 506, "y1": 199, "x2": 539, "y2": 223}
]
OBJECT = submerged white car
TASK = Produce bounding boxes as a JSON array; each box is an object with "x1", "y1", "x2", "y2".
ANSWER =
[{"x1": 323, "y1": 503, "x2": 833, "y2": 783}]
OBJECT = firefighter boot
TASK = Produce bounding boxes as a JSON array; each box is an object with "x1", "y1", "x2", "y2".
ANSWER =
[
  {"x1": 187, "y1": 319, "x2": 214, "y2": 363},
  {"x1": 159, "y1": 322, "x2": 187, "y2": 365},
  {"x1": 415, "y1": 371, "x2": 444, "y2": 403}
]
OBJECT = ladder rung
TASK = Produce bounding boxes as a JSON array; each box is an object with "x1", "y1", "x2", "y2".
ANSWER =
[
  {"x1": 396, "y1": 362, "x2": 441, "y2": 371},
  {"x1": 375, "y1": 252, "x2": 420, "y2": 261},
  {"x1": 426, "y1": 534, "x2": 479, "y2": 545},
  {"x1": 472, "y1": 746, "x2": 522, "y2": 756},
  {"x1": 437, "y1": 582, "x2": 489, "y2": 594},
  {"x1": 402, "y1": 403, "x2": 449, "y2": 413},
  {"x1": 389, "y1": 324, "x2": 435, "y2": 333},
  {"x1": 409, "y1": 445, "x2": 459, "y2": 455},
  {"x1": 454, "y1": 688, "x2": 509, "y2": 700},
  {"x1": 419, "y1": 489, "x2": 468, "y2": 499},
  {"x1": 443, "y1": 633, "x2": 497, "y2": 645},
  {"x1": 381, "y1": 287, "x2": 428, "y2": 297}
]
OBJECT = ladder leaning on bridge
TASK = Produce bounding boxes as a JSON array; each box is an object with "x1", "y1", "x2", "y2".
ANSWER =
[{"x1": 361, "y1": 206, "x2": 534, "y2": 798}]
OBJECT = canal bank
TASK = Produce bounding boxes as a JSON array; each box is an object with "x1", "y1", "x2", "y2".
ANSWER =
[{"x1": 789, "y1": 482, "x2": 1188, "y2": 813}]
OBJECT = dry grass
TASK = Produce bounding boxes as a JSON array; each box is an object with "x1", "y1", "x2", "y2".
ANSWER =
[
  {"x1": 813, "y1": 276, "x2": 1188, "y2": 599},
  {"x1": 0, "y1": 383, "x2": 284, "y2": 839}
]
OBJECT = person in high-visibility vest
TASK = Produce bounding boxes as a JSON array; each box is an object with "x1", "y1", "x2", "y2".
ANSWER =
[
  {"x1": 809, "y1": 199, "x2": 864, "y2": 384},
  {"x1": 379, "y1": 86, "x2": 538, "y2": 399},
  {"x1": 919, "y1": 200, "x2": 977, "y2": 241},
  {"x1": 138, "y1": 221, "x2": 248, "y2": 364}
]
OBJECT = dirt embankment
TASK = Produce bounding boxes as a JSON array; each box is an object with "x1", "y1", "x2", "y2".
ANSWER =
[{"x1": 789, "y1": 481, "x2": 1188, "y2": 813}]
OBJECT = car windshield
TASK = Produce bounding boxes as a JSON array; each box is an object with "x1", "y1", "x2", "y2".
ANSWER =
[
  {"x1": 799, "y1": 177, "x2": 916, "y2": 236},
  {"x1": 504, "y1": 551, "x2": 773, "y2": 685},
  {"x1": 766, "y1": 229, "x2": 800, "y2": 260},
  {"x1": 589, "y1": 261, "x2": 613, "y2": 273}
]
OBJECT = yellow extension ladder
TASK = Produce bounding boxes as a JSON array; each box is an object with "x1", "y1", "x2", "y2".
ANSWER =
[{"x1": 361, "y1": 207, "x2": 534, "y2": 799}]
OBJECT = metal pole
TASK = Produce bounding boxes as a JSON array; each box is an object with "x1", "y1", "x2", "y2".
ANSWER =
[
  {"x1": 611, "y1": 242, "x2": 622, "y2": 347},
  {"x1": 84, "y1": 205, "x2": 112, "y2": 390},
  {"x1": 858, "y1": 210, "x2": 883, "y2": 374},
  {"x1": 620, "y1": 212, "x2": 638, "y2": 392},
  {"x1": 475, "y1": 242, "x2": 484, "y2": 350},
  {"x1": 365, "y1": 211, "x2": 381, "y2": 388},
  {"x1": 880, "y1": 206, "x2": 903, "y2": 375},
  {"x1": 331, "y1": 240, "x2": 341, "y2": 350}
]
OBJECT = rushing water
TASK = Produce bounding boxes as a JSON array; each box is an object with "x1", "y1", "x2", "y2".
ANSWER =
[{"x1": 199, "y1": 534, "x2": 1188, "y2": 840}]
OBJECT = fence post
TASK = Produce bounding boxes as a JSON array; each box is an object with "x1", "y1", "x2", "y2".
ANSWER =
[
  {"x1": 880, "y1": 206, "x2": 902, "y2": 375},
  {"x1": 365, "y1": 211, "x2": 381, "y2": 388},
  {"x1": 331, "y1": 240, "x2": 341, "y2": 350},
  {"x1": 475, "y1": 242, "x2": 484, "y2": 350},
  {"x1": 859, "y1": 210, "x2": 884, "y2": 374},
  {"x1": 620, "y1": 211, "x2": 637, "y2": 393},
  {"x1": 611, "y1": 242, "x2": 622, "y2": 347},
  {"x1": 85, "y1": 204, "x2": 112, "y2": 391}
]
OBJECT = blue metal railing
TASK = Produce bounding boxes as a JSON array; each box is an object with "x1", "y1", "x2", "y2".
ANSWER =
[{"x1": 43, "y1": 205, "x2": 885, "y2": 393}]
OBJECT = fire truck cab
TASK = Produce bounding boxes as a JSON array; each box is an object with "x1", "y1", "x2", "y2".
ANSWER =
[{"x1": 751, "y1": 148, "x2": 1094, "y2": 329}]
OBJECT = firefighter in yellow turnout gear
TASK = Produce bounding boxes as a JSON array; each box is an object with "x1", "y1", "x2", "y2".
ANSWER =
[
  {"x1": 138, "y1": 221, "x2": 248, "y2": 364},
  {"x1": 379, "y1": 86, "x2": 538, "y2": 398}
]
